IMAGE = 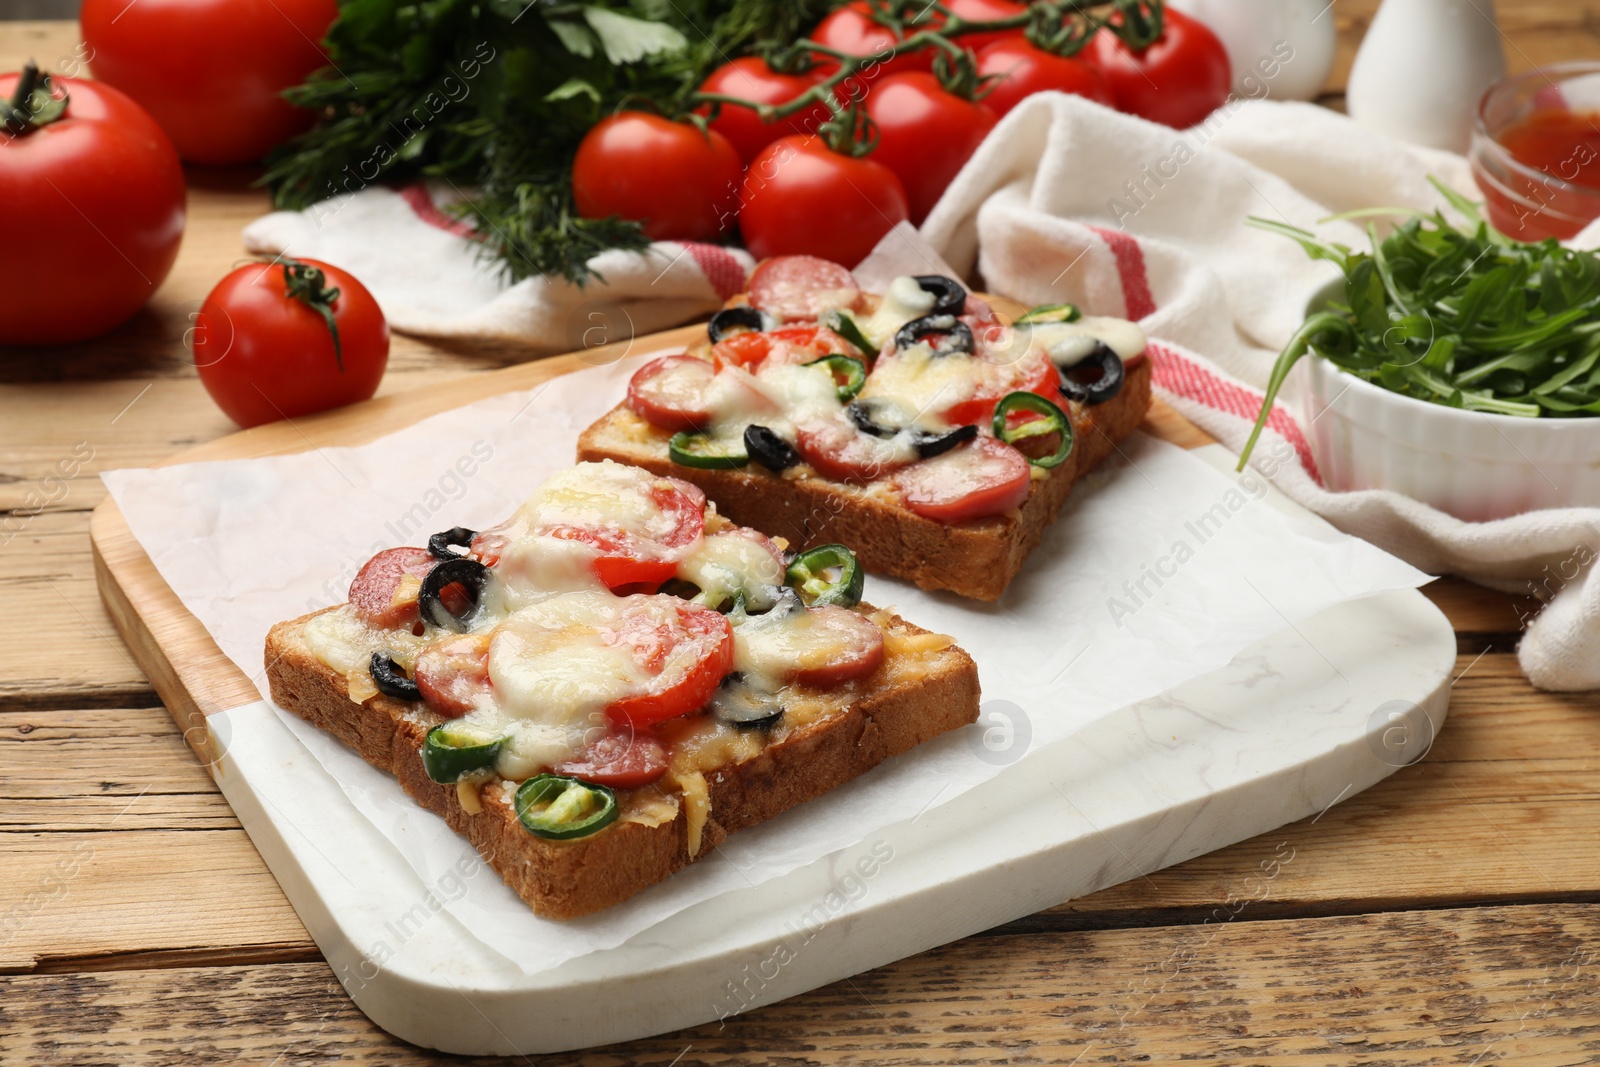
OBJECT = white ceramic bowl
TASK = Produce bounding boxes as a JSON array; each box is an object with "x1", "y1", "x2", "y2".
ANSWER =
[{"x1": 1303, "y1": 356, "x2": 1600, "y2": 521}]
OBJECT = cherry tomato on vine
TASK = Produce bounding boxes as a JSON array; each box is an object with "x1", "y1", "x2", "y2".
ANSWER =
[
  {"x1": 0, "y1": 66, "x2": 185, "y2": 346},
  {"x1": 80, "y1": 0, "x2": 336, "y2": 165},
  {"x1": 809, "y1": 0, "x2": 935, "y2": 89},
  {"x1": 939, "y1": 0, "x2": 1028, "y2": 54},
  {"x1": 697, "y1": 57, "x2": 830, "y2": 163},
  {"x1": 863, "y1": 72, "x2": 997, "y2": 224},
  {"x1": 573, "y1": 112, "x2": 743, "y2": 241},
  {"x1": 976, "y1": 38, "x2": 1113, "y2": 116},
  {"x1": 739, "y1": 135, "x2": 910, "y2": 266},
  {"x1": 193, "y1": 258, "x2": 390, "y2": 428},
  {"x1": 1092, "y1": 8, "x2": 1231, "y2": 129}
]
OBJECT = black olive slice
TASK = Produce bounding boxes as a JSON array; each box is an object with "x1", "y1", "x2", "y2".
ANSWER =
[
  {"x1": 419, "y1": 557, "x2": 491, "y2": 633},
  {"x1": 912, "y1": 423, "x2": 978, "y2": 458},
  {"x1": 708, "y1": 306, "x2": 766, "y2": 344},
  {"x1": 894, "y1": 314, "x2": 975, "y2": 355},
  {"x1": 731, "y1": 709, "x2": 783, "y2": 731},
  {"x1": 369, "y1": 651, "x2": 421, "y2": 701},
  {"x1": 912, "y1": 275, "x2": 967, "y2": 316},
  {"x1": 710, "y1": 672, "x2": 784, "y2": 730},
  {"x1": 846, "y1": 398, "x2": 899, "y2": 438},
  {"x1": 656, "y1": 578, "x2": 702, "y2": 601},
  {"x1": 427, "y1": 526, "x2": 477, "y2": 561},
  {"x1": 1057, "y1": 343, "x2": 1126, "y2": 406},
  {"x1": 847, "y1": 399, "x2": 977, "y2": 456},
  {"x1": 744, "y1": 424, "x2": 800, "y2": 471}
]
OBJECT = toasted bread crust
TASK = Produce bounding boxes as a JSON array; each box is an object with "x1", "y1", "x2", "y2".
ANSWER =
[
  {"x1": 265, "y1": 608, "x2": 978, "y2": 921},
  {"x1": 577, "y1": 355, "x2": 1153, "y2": 601}
]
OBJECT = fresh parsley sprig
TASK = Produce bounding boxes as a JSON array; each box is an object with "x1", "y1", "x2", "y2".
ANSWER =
[{"x1": 1238, "y1": 178, "x2": 1600, "y2": 469}]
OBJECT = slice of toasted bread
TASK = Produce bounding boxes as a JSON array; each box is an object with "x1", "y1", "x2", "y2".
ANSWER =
[
  {"x1": 577, "y1": 356, "x2": 1152, "y2": 601},
  {"x1": 265, "y1": 606, "x2": 978, "y2": 921}
]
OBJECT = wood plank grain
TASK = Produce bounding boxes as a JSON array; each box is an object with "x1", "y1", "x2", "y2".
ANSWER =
[
  {"x1": 0, "y1": 829, "x2": 305, "y2": 975},
  {"x1": 5, "y1": 650, "x2": 1596, "y2": 974},
  {"x1": 3, "y1": 904, "x2": 1597, "y2": 1064},
  {"x1": 0, "y1": 708, "x2": 237, "y2": 833},
  {"x1": 1423, "y1": 577, "x2": 1540, "y2": 638},
  {"x1": 0, "y1": 511, "x2": 156, "y2": 709}
]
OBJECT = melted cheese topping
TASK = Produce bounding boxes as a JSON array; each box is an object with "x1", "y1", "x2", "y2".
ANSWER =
[
  {"x1": 1029, "y1": 316, "x2": 1147, "y2": 364},
  {"x1": 489, "y1": 592, "x2": 656, "y2": 724},
  {"x1": 457, "y1": 773, "x2": 490, "y2": 815},
  {"x1": 302, "y1": 605, "x2": 424, "y2": 676},
  {"x1": 677, "y1": 529, "x2": 786, "y2": 612},
  {"x1": 693, "y1": 358, "x2": 845, "y2": 445},
  {"x1": 492, "y1": 459, "x2": 706, "y2": 605},
  {"x1": 667, "y1": 717, "x2": 767, "y2": 773},
  {"x1": 513, "y1": 461, "x2": 672, "y2": 535},
  {"x1": 733, "y1": 605, "x2": 829, "y2": 683},
  {"x1": 755, "y1": 361, "x2": 844, "y2": 425},
  {"x1": 494, "y1": 534, "x2": 609, "y2": 605},
  {"x1": 674, "y1": 769, "x2": 711, "y2": 856},
  {"x1": 855, "y1": 275, "x2": 938, "y2": 349},
  {"x1": 855, "y1": 344, "x2": 989, "y2": 432},
  {"x1": 621, "y1": 787, "x2": 680, "y2": 827},
  {"x1": 345, "y1": 669, "x2": 379, "y2": 705}
]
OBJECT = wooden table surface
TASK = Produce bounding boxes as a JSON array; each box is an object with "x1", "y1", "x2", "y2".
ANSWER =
[{"x1": 4, "y1": 7, "x2": 1600, "y2": 1063}]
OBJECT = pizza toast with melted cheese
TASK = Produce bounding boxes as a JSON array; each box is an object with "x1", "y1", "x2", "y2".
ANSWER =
[
  {"x1": 577, "y1": 255, "x2": 1153, "y2": 601},
  {"x1": 264, "y1": 461, "x2": 978, "y2": 920}
]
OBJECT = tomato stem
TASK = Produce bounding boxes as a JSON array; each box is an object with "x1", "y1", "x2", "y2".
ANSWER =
[
  {"x1": 4, "y1": 59, "x2": 69, "y2": 136},
  {"x1": 690, "y1": 0, "x2": 1162, "y2": 144},
  {"x1": 280, "y1": 257, "x2": 345, "y2": 372}
]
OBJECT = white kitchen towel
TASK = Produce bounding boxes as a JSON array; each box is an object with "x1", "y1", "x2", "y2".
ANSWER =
[
  {"x1": 921, "y1": 94, "x2": 1600, "y2": 691},
  {"x1": 243, "y1": 181, "x2": 753, "y2": 346},
  {"x1": 244, "y1": 95, "x2": 1600, "y2": 689}
]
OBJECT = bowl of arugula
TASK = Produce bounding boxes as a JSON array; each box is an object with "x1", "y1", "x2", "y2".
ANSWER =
[{"x1": 1237, "y1": 180, "x2": 1600, "y2": 522}]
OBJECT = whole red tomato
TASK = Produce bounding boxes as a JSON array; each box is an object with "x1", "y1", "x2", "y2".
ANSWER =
[
  {"x1": 573, "y1": 112, "x2": 743, "y2": 241},
  {"x1": 864, "y1": 73, "x2": 997, "y2": 224},
  {"x1": 810, "y1": 1, "x2": 935, "y2": 89},
  {"x1": 0, "y1": 66, "x2": 185, "y2": 346},
  {"x1": 940, "y1": 0, "x2": 1028, "y2": 54},
  {"x1": 1092, "y1": 8, "x2": 1231, "y2": 129},
  {"x1": 80, "y1": 0, "x2": 336, "y2": 165},
  {"x1": 697, "y1": 57, "x2": 829, "y2": 163},
  {"x1": 739, "y1": 135, "x2": 909, "y2": 265},
  {"x1": 193, "y1": 258, "x2": 390, "y2": 428},
  {"x1": 977, "y1": 39, "x2": 1113, "y2": 116}
]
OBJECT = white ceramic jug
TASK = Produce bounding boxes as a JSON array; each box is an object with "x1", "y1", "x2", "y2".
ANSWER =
[
  {"x1": 1346, "y1": 0, "x2": 1506, "y2": 152},
  {"x1": 1169, "y1": 0, "x2": 1338, "y2": 101}
]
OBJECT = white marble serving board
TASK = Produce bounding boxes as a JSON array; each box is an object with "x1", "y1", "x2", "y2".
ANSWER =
[{"x1": 196, "y1": 447, "x2": 1456, "y2": 1056}]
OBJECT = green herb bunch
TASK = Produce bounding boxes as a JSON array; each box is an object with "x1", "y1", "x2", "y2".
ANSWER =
[
  {"x1": 264, "y1": 0, "x2": 836, "y2": 284},
  {"x1": 1239, "y1": 179, "x2": 1600, "y2": 466}
]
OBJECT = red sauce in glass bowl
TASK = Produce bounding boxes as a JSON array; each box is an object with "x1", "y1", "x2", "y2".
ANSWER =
[
  {"x1": 1473, "y1": 86, "x2": 1600, "y2": 243},
  {"x1": 1497, "y1": 110, "x2": 1600, "y2": 189}
]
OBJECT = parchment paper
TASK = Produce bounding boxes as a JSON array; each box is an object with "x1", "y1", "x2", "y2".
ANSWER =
[{"x1": 104, "y1": 353, "x2": 1427, "y2": 976}]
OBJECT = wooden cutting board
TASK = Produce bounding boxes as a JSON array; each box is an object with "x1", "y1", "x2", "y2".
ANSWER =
[{"x1": 85, "y1": 320, "x2": 1462, "y2": 1056}]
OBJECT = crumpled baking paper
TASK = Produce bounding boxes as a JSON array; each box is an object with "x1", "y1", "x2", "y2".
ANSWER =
[{"x1": 103, "y1": 351, "x2": 1426, "y2": 976}]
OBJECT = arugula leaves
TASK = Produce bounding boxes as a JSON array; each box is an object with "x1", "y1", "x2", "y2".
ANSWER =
[
  {"x1": 1238, "y1": 181, "x2": 1600, "y2": 467},
  {"x1": 263, "y1": 0, "x2": 833, "y2": 285}
]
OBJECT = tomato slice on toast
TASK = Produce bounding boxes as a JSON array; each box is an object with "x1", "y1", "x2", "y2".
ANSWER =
[
  {"x1": 893, "y1": 436, "x2": 1032, "y2": 522},
  {"x1": 747, "y1": 256, "x2": 862, "y2": 322}
]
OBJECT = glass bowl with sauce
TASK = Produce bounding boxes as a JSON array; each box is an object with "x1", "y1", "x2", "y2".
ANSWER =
[{"x1": 1470, "y1": 62, "x2": 1600, "y2": 242}]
